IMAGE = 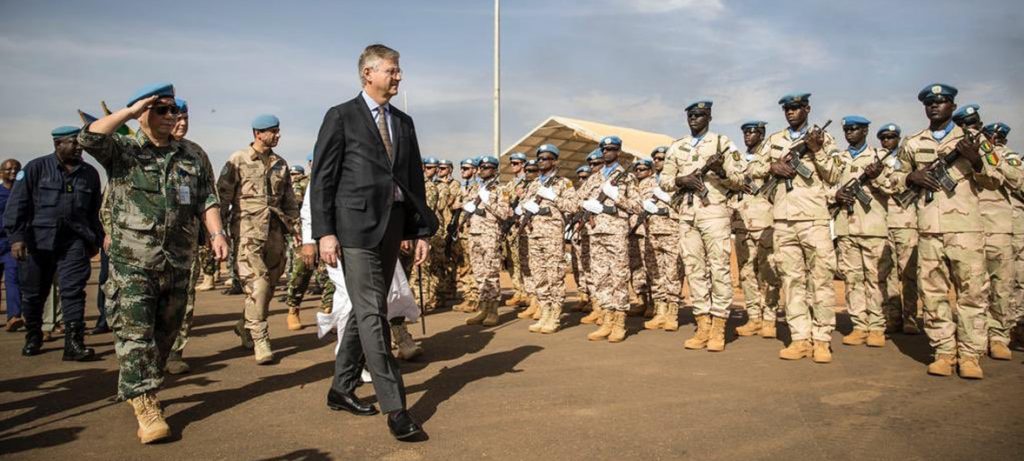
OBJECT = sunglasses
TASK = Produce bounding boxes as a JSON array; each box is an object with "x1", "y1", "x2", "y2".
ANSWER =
[
  {"x1": 525, "y1": 168, "x2": 539, "y2": 173},
  {"x1": 461, "y1": 166, "x2": 474, "y2": 170},
  {"x1": 510, "y1": 161, "x2": 524, "y2": 166},
  {"x1": 150, "y1": 105, "x2": 181, "y2": 116},
  {"x1": 602, "y1": 146, "x2": 621, "y2": 152},
  {"x1": 480, "y1": 165, "x2": 496, "y2": 170},
  {"x1": 842, "y1": 126, "x2": 863, "y2": 132},
  {"x1": 782, "y1": 104, "x2": 805, "y2": 111},
  {"x1": 538, "y1": 156, "x2": 556, "y2": 161},
  {"x1": 653, "y1": 156, "x2": 665, "y2": 161},
  {"x1": 635, "y1": 167, "x2": 651, "y2": 171}
]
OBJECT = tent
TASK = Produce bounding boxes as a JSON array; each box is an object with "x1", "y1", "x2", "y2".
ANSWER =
[{"x1": 499, "y1": 116, "x2": 675, "y2": 180}]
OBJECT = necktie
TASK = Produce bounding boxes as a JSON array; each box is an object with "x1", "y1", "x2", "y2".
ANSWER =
[{"x1": 377, "y1": 106, "x2": 393, "y2": 164}]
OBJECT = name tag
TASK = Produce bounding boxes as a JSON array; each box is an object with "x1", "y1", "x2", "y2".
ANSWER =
[{"x1": 178, "y1": 185, "x2": 191, "y2": 205}]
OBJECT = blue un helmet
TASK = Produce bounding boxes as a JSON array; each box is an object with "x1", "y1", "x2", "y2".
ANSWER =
[
  {"x1": 599, "y1": 135, "x2": 623, "y2": 150},
  {"x1": 536, "y1": 144, "x2": 560, "y2": 158},
  {"x1": 478, "y1": 155, "x2": 499, "y2": 167},
  {"x1": 290, "y1": 165, "x2": 305, "y2": 174},
  {"x1": 509, "y1": 152, "x2": 527, "y2": 163},
  {"x1": 586, "y1": 149, "x2": 603, "y2": 163},
  {"x1": 876, "y1": 123, "x2": 901, "y2": 138}
]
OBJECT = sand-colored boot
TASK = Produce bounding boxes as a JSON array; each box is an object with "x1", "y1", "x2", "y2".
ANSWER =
[
  {"x1": 644, "y1": 302, "x2": 667, "y2": 330},
  {"x1": 627, "y1": 299, "x2": 647, "y2": 317},
  {"x1": 465, "y1": 301, "x2": 488, "y2": 325},
  {"x1": 518, "y1": 298, "x2": 539, "y2": 319},
  {"x1": 684, "y1": 314, "x2": 712, "y2": 350},
  {"x1": 580, "y1": 300, "x2": 603, "y2": 324},
  {"x1": 504, "y1": 292, "x2": 523, "y2": 307},
  {"x1": 707, "y1": 316, "x2": 727, "y2": 352},
  {"x1": 128, "y1": 393, "x2": 171, "y2": 444},
  {"x1": 866, "y1": 330, "x2": 885, "y2": 348},
  {"x1": 663, "y1": 303, "x2": 680, "y2": 331},
  {"x1": 958, "y1": 354, "x2": 983, "y2": 379},
  {"x1": 587, "y1": 311, "x2": 616, "y2": 341},
  {"x1": 759, "y1": 319, "x2": 777, "y2": 338},
  {"x1": 735, "y1": 318, "x2": 762, "y2": 337},
  {"x1": 541, "y1": 306, "x2": 562, "y2": 334},
  {"x1": 812, "y1": 340, "x2": 832, "y2": 363},
  {"x1": 779, "y1": 340, "x2": 813, "y2": 360},
  {"x1": 529, "y1": 305, "x2": 550, "y2": 333},
  {"x1": 842, "y1": 329, "x2": 869, "y2": 346},
  {"x1": 391, "y1": 324, "x2": 423, "y2": 360},
  {"x1": 927, "y1": 353, "x2": 956, "y2": 376},
  {"x1": 286, "y1": 308, "x2": 302, "y2": 331},
  {"x1": 452, "y1": 298, "x2": 471, "y2": 313},
  {"x1": 989, "y1": 341, "x2": 1012, "y2": 360},
  {"x1": 482, "y1": 301, "x2": 500, "y2": 327},
  {"x1": 254, "y1": 336, "x2": 274, "y2": 365},
  {"x1": 196, "y1": 274, "x2": 216, "y2": 291},
  {"x1": 532, "y1": 298, "x2": 544, "y2": 320},
  {"x1": 608, "y1": 311, "x2": 627, "y2": 343},
  {"x1": 164, "y1": 351, "x2": 190, "y2": 375}
]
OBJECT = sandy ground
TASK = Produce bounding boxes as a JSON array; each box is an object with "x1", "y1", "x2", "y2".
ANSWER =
[{"x1": 1, "y1": 264, "x2": 1023, "y2": 461}]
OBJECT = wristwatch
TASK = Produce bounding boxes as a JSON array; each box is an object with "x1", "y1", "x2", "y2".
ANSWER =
[{"x1": 210, "y1": 229, "x2": 228, "y2": 239}]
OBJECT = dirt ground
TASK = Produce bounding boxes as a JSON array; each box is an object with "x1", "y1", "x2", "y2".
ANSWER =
[{"x1": 1, "y1": 264, "x2": 1023, "y2": 461}]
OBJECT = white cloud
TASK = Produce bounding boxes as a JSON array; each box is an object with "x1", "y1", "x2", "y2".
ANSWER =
[{"x1": 613, "y1": 0, "x2": 725, "y2": 15}]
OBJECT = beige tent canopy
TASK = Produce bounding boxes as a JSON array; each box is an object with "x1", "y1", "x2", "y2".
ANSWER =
[{"x1": 499, "y1": 116, "x2": 676, "y2": 180}]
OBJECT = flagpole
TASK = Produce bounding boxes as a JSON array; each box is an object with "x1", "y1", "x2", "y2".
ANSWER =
[{"x1": 493, "y1": 0, "x2": 501, "y2": 157}]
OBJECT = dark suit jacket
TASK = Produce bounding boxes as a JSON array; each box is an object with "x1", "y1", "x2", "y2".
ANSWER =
[{"x1": 310, "y1": 93, "x2": 437, "y2": 248}]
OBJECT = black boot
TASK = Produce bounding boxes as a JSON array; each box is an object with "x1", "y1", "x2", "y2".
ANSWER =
[
  {"x1": 62, "y1": 321, "x2": 96, "y2": 361},
  {"x1": 222, "y1": 283, "x2": 243, "y2": 295},
  {"x1": 22, "y1": 327, "x2": 43, "y2": 356}
]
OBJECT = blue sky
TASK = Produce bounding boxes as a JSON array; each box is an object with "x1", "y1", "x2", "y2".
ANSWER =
[{"x1": 2, "y1": 0, "x2": 1022, "y2": 172}]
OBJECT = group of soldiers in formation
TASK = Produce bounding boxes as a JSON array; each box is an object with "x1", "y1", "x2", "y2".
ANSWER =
[{"x1": 405, "y1": 84, "x2": 1023, "y2": 380}]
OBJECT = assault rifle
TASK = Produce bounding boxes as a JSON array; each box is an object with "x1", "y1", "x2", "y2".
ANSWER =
[
  {"x1": 830, "y1": 148, "x2": 897, "y2": 219},
  {"x1": 629, "y1": 187, "x2": 673, "y2": 236},
  {"x1": 443, "y1": 209, "x2": 462, "y2": 258},
  {"x1": 515, "y1": 173, "x2": 560, "y2": 236},
  {"x1": 755, "y1": 120, "x2": 832, "y2": 198},
  {"x1": 499, "y1": 176, "x2": 528, "y2": 236},
  {"x1": 683, "y1": 135, "x2": 725, "y2": 208},
  {"x1": 564, "y1": 164, "x2": 633, "y2": 242},
  {"x1": 894, "y1": 129, "x2": 981, "y2": 208}
]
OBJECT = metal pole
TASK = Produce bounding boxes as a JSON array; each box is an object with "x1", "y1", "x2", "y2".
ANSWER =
[{"x1": 493, "y1": 0, "x2": 500, "y2": 156}]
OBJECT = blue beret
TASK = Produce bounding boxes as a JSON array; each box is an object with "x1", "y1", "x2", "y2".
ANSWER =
[
  {"x1": 576, "y1": 165, "x2": 592, "y2": 175},
  {"x1": 460, "y1": 158, "x2": 478, "y2": 167},
  {"x1": 918, "y1": 83, "x2": 958, "y2": 102},
  {"x1": 524, "y1": 159, "x2": 539, "y2": 168},
  {"x1": 778, "y1": 93, "x2": 811, "y2": 106},
  {"x1": 127, "y1": 82, "x2": 175, "y2": 107},
  {"x1": 635, "y1": 158, "x2": 654, "y2": 168},
  {"x1": 439, "y1": 159, "x2": 453, "y2": 166},
  {"x1": 306, "y1": 152, "x2": 314, "y2": 162},
  {"x1": 174, "y1": 98, "x2": 188, "y2": 113},
  {"x1": 586, "y1": 149, "x2": 603, "y2": 162},
  {"x1": 478, "y1": 155, "x2": 499, "y2": 166},
  {"x1": 741, "y1": 120, "x2": 767, "y2": 130},
  {"x1": 876, "y1": 123, "x2": 901, "y2": 137},
  {"x1": 509, "y1": 152, "x2": 527, "y2": 162},
  {"x1": 842, "y1": 115, "x2": 871, "y2": 127},
  {"x1": 537, "y1": 144, "x2": 560, "y2": 157},
  {"x1": 51, "y1": 125, "x2": 81, "y2": 139},
  {"x1": 599, "y1": 135, "x2": 622, "y2": 148},
  {"x1": 685, "y1": 100, "x2": 713, "y2": 112},
  {"x1": 252, "y1": 114, "x2": 280, "y2": 130},
  {"x1": 290, "y1": 165, "x2": 305, "y2": 174},
  {"x1": 423, "y1": 157, "x2": 439, "y2": 166},
  {"x1": 952, "y1": 104, "x2": 980, "y2": 123},
  {"x1": 983, "y1": 122, "x2": 1011, "y2": 136},
  {"x1": 651, "y1": 146, "x2": 668, "y2": 155}
]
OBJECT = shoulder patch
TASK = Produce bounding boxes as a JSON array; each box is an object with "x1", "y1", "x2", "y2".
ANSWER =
[
  {"x1": 15, "y1": 170, "x2": 24, "y2": 181},
  {"x1": 732, "y1": 151, "x2": 740, "y2": 161}
]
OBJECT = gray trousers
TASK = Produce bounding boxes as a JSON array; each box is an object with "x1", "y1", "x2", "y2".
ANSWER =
[{"x1": 332, "y1": 205, "x2": 407, "y2": 413}]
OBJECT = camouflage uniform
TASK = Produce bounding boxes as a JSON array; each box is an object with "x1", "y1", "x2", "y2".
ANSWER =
[
  {"x1": 418, "y1": 178, "x2": 440, "y2": 310},
  {"x1": 732, "y1": 140, "x2": 781, "y2": 334},
  {"x1": 463, "y1": 178, "x2": 510, "y2": 306},
  {"x1": 977, "y1": 143, "x2": 1022, "y2": 349},
  {"x1": 435, "y1": 176, "x2": 461, "y2": 301},
  {"x1": 635, "y1": 175, "x2": 684, "y2": 328},
  {"x1": 880, "y1": 158, "x2": 920, "y2": 332},
  {"x1": 78, "y1": 128, "x2": 217, "y2": 400},
  {"x1": 1008, "y1": 151, "x2": 1024, "y2": 329},
  {"x1": 217, "y1": 145, "x2": 299, "y2": 344},
  {"x1": 455, "y1": 180, "x2": 478, "y2": 307},
  {"x1": 501, "y1": 175, "x2": 529, "y2": 302},
  {"x1": 571, "y1": 175, "x2": 600, "y2": 306},
  {"x1": 520, "y1": 171, "x2": 577, "y2": 331}
]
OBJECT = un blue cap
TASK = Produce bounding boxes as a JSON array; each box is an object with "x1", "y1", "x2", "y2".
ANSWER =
[
  {"x1": 461, "y1": 157, "x2": 478, "y2": 167},
  {"x1": 306, "y1": 152, "x2": 314, "y2": 162},
  {"x1": 478, "y1": 155, "x2": 499, "y2": 166},
  {"x1": 842, "y1": 115, "x2": 871, "y2": 127},
  {"x1": 741, "y1": 120, "x2": 767, "y2": 131},
  {"x1": 599, "y1": 135, "x2": 622, "y2": 148},
  {"x1": 952, "y1": 104, "x2": 980, "y2": 123},
  {"x1": 290, "y1": 165, "x2": 305, "y2": 174},
  {"x1": 586, "y1": 149, "x2": 603, "y2": 162},
  {"x1": 685, "y1": 100, "x2": 713, "y2": 112},
  {"x1": 127, "y1": 82, "x2": 175, "y2": 107},
  {"x1": 509, "y1": 152, "x2": 527, "y2": 162},
  {"x1": 876, "y1": 123, "x2": 901, "y2": 137},
  {"x1": 576, "y1": 165, "x2": 592, "y2": 175},
  {"x1": 537, "y1": 144, "x2": 560, "y2": 157},
  {"x1": 983, "y1": 122, "x2": 1011, "y2": 136},
  {"x1": 918, "y1": 83, "x2": 958, "y2": 102},
  {"x1": 635, "y1": 158, "x2": 654, "y2": 168},
  {"x1": 51, "y1": 125, "x2": 81, "y2": 140},
  {"x1": 440, "y1": 159, "x2": 453, "y2": 166},
  {"x1": 651, "y1": 146, "x2": 668, "y2": 155},
  {"x1": 525, "y1": 159, "x2": 539, "y2": 168},
  {"x1": 778, "y1": 93, "x2": 811, "y2": 106},
  {"x1": 425, "y1": 157, "x2": 440, "y2": 166},
  {"x1": 175, "y1": 98, "x2": 188, "y2": 113},
  {"x1": 252, "y1": 114, "x2": 280, "y2": 130}
]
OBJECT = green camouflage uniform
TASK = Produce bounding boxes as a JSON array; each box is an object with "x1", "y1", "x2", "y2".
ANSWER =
[{"x1": 79, "y1": 128, "x2": 217, "y2": 401}]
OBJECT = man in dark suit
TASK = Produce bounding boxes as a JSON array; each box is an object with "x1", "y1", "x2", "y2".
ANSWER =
[{"x1": 310, "y1": 44, "x2": 436, "y2": 441}]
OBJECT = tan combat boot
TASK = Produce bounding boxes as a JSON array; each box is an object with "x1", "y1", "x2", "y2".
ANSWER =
[
  {"x1": 663, "y1": 304, "x2": 679, "y2": 332},
  {"x1": 989, "y1": 341, "x2": 1012, "y2": 360},
  {"x1": 532, "y1": 298, "x2": 544, "y2": 320},
  {"x1": 465, "y1": 301, "x2": 488, "y2": 325},
  {"x1": 779, "y1": 340, "x2": 813, "y2": 360},
  {"x1": 759, "y1": 319, "x2": 777, "y2": 338},
  {"x1": 812, "y1": 341, "x2": 832, "y2": 363},
  {"x1": 541, "y1": 306, "x2": 562, "y2": 334},
  {"x1": 286, "y1": 308, "x2": 302, "y2": 331},
  {"x1": 608, "y1": 311, "x2": 627, "y2": 343},
  {"x1": 254, "y1": 336, "x2": 274, "y2": 365},
  {"x1": 164, "y1": 351, "x2": 190, "y2": 375},
  {"x1": 576, "y1": 292, "x2": 592, "y2": 312},
  {"x1": 482, "y1": 301, "x2": 500, "y2": 327},
  {"x1": 518, "y1": 298, "x2": 539, "y2": 319},
  {"x1": 580, "y1": 301, "x2": 603, "y2": 324},
  {"x1": 958, "y1": 355, "x2": 983, "y2": 379},
  {"x1": 391, "y1": 324, "x2": 423, "y2": 360},
  {"x1": 707, "y1": 316, "x2": 727, "y2": 352},
  {"x1": 196, "y1": 274, "x2": 216, "y2": 291},
  {"x1": 129, "y1": 393, "x2": 171, "y2": 444},
  {"x1": 643, "y1": 302, "x2": 667, "y2": 330},
  {"x1": 529, "y1": 305, "x2": 550, "y2": 333},
  {"x1": 842, "y1": 329, "x2": 869, "y2": 346},
  {"x1": 927, "y1": 354, "x2": 956, "y2": 376},
  {"x1": 866, "y1": 330, "x2": 885, "y2": 347},
  {"x1": 504, "y1": 292, "x2": 523, "y2": 306},
  {"x1": 587, "y1": 311, "x2": 616, "y2": 341},
  {"x1": 683, "y1": 315, "x2": 712, "y2": 350},
  {"x1": 627, "y1": 300, "x2": 646, "y2": 317},
  {"x1": 735, "y1": 318, "x2": 762, "y2": 337}
]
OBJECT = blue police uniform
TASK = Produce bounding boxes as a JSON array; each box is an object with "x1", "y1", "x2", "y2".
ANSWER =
[{"x1": 0, "y1": 182, "x2": 22, "y2": 323}]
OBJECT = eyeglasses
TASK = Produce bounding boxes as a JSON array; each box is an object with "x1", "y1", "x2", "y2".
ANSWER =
[
  {"x1": 538, "y1": 156, "x2": 556, "y2": 162},
  {"x1": 601, "y1": 146, "x2": 620, "y2": 152},
  {"x1": 150, "y1": 105, "x2": 181, "y2": 116},
  {"x1": 378, "y1": 67, "x2": 402, "y2": 77},
  {"x1": 461, "y1": 166, "x2": 474, "y2": 170}
]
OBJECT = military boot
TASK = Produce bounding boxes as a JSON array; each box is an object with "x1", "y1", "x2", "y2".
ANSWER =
[
  {"x1": 707, "y1": 316, "x2": 727, "y2": 352},
  {"x1": 643, "y1": 302, "x2": 667, "y2": 330},
  {"x1": 927, "y1": 354, "x2": 956, "y2": 376},
  {"x1": 759, "y1": 319, "x2": 777, "y2": 338},
  {"x1": 129, "y1": 393, "x2": 171, "y2": 444},
  {"x1": 627, "y1": 299, "x2": 646, "y2": 317},
  {"x1": 608, "y1": 311, "x2": 627, "y2": 343},
  {"x1": 812, "y1": 341, "x2": 832, "y2": 363},
  {"x1": 866, "y1": 330, "x2": 885, "y2": 347},
  {"x1": 286, "y1": 308, "x2": 302, "y2": 331},
  {"x1": 576, "y1": 292, "x2": 592, "y2": 312},
  {"x1": 253, "y1": 336, "x2": 274, "y2": 365},
  {"x1": 958, "y1": 355, "x2": 983, "y2": 379},
  {"x1": 529, "y1": 305, "x2": 550, "y2": 333},
  {"x1": 482, "y1": 301, "x2": 500, "y2": 327},
  {"x1": 580, "y1": 301, "x2": 603, "y2": 324},
  {"x1": 391, "y1": 324, "x2": 423, "y2": 360},
  {"x1": 988, "y1": 341, "x2": 1012, "y2": 361},
  {"x1": 842, "y1": 329, "x2": 869, "y2": 346},
  {"x1": 465, "y1": 301, "x2": 488, "y2": 325},
  {"x1": 663, "y1": 304, "x2": 679, "y2": 332},
  {"x1": 642, "y1": 297, "x2": 655, "y2": 318},
  {"x1": 532, "y1": 298, "x2": 544, "y2": 320},
  {"x1": 165, "y1": 350, "x2": 191, "y2": 374},
  {"x1": 517, "y1": 298, "x2": 539, "y2": 319},
  {"x1": 734, "y1": 318, "x2": 762, "y2": 337},
  {"x1": 541, "y1": 306, "x2": 562, "y2": 334},
  {"x1": 683, "y1": 314, "x2": 712, "y2": 350},
  {"x1": 196, "y1": 274, "x2": 216, "y2": 291},
  {"x1": 62, "y1": 321, "x2": 95, "y2": 362},
  {"x1": 779, "y1": 340, "x2": 813, "y2": 360},
  {"x1": 234, "y1": 318, "x2": 254, "y2": 350},
  {"x1": 902, "y1": 320, "x2": 921, "y2": 335},
  {"x1": 22, "y1": 324, "x2": 43, "y2": 357},
  {"x1": 587, "y1": 311, "x2": 616, "y2": 341}
]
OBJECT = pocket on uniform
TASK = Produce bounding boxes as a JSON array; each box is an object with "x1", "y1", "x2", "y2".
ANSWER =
[
  {"x1": 38, "y1": 181, "x2": 61, "y2": 206},
  {"x1": 118, "y1": 212, "x2": 156, "y2": 231}
]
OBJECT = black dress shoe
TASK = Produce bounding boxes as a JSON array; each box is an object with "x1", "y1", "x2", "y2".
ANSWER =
[
  {"x1": 88, "y1": 324, "x2": 111, "y2": 335},
  {"x1": 327, "y1": 389, "x2": 378, "y2": 416},
  {"x1": 387, "y1": 410, "x2": 424, "y2": 441}
]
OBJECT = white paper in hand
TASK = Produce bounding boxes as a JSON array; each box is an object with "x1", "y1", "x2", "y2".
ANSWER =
[
  {"x1": 582, "y1": 199, "x2": 604, "y2": 214},
  {"x1": 601, "y1": 182, "x2": 619, "y2": 201},
  {"x1": 642, "y1": 199, "x2": 659, "y2": 214}
]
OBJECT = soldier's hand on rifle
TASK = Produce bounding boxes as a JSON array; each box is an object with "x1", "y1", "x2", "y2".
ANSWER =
[
  {"x1": 957, "y1": 132, "x2": 983, "y2": 168},
  {"x1": 906, "y1": 169, "x2": 941, "y2": 191},
  {"x1": 863, "y1": 161, "x2": 884, "y2": 179},
  {"x1": 769, "y1": 159, "x2": 797, "y2": 178},
  {"x1": 805, "y1": 126, "x2": 825, "y2": 153},
  {"x1": 835, "y1": 188, "x2": 856, "y2": 206},
  {"x1": 706, "y1": 153, "x2": 726, "y2": 176}
]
